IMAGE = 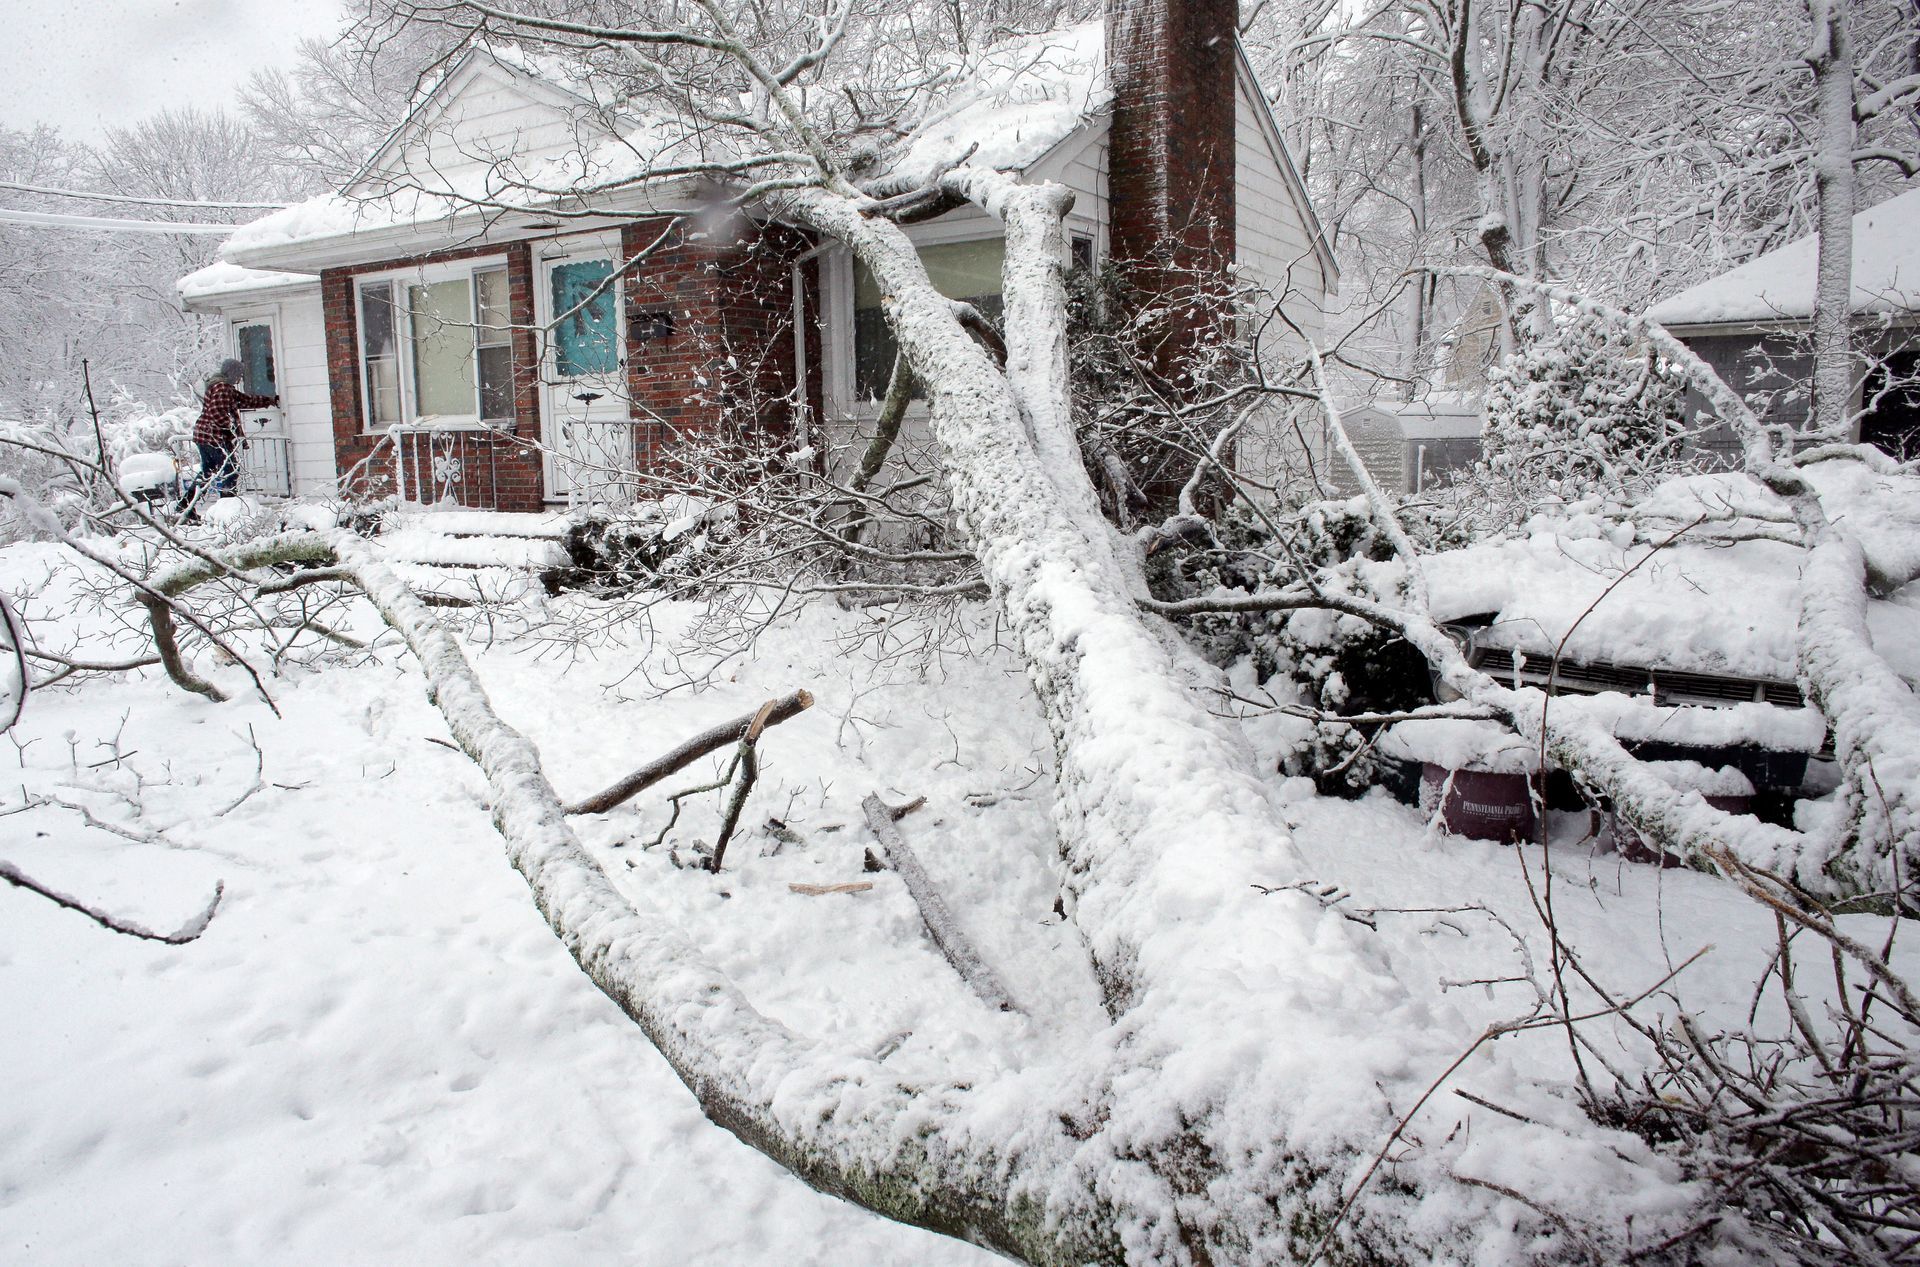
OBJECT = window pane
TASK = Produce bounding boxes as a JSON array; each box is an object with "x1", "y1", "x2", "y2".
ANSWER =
[
  {"x1": 476, "y1": 268, "x2": 511, "y2": 345},
  {"x1": 236, "y1": 323, "x2": 276, "y2": 397},
  {"x1": 359, "y1": 282, "x2": 400, "y2": 426},
  {"x1": 410, "y1": 278, "x2": 476, "y2": 419},
  {"x1": 550, "y1": 259, "x2": 619, "y2": 377},
  {"x1": 360, "y1": 282, "x2": 396, "y2": 358},
  {"x1": 366, "y1": 356, "x2": 401, "y2": 426},
  {"x1": 924, "y1": 237, "x2": 1005, "y2": 302},
  {"x1": 853, "y1": 237, "x2": 1005, "y2": 400},
  {"x1": 478, "y1": 344, "x2": 513, "y2": 421}
]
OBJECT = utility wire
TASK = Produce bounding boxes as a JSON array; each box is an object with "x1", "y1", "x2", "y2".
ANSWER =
[
  {"x1": 0, "y1": 179, "x2": 287, "y2": 211},
  {"x1": 0, "y1": 207, "x2": 239, "y2": 235}
]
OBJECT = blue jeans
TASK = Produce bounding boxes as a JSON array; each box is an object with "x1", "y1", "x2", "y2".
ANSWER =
[{"x1": 181, "y1": 442, "x2": 239, "y2": 508}]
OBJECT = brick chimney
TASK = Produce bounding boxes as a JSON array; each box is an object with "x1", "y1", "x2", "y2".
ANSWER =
[{"x1": 1105, "y1": 0, "x2": 1237, "y2": 389}]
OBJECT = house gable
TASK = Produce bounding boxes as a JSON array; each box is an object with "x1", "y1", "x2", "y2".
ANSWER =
[
  {"x1": 1231, "y1": 42, "x2": 1336, "y2": 314},
  {"x1": 1023, "y1": 117, "x2": 1111, "y2": 247},
  {"x1": 352, "y1": 51, "x2": 620, "y2": 203}
]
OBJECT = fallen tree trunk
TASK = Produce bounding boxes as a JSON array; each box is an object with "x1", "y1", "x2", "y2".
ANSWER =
[
  {"x1": 123, "y1": 188, "x2": 1719, "y2": 1264},
  {"x1": 142, "y1": 528, "x2": 1120, "y2": 1264}
]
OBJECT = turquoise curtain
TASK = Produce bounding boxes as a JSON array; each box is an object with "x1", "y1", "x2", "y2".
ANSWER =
[{"x1": 550, "y1": 260, "x2": 619, "y2": 377}]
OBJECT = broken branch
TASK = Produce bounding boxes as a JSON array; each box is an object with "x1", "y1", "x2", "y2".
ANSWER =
[
  {"x1": 565, "y1": 690, "x2": 814, "y2": 815},
  {"x1": 0, "y1": 859, "x2": 224, "y2": 944},
  {"x1": 706, "y1": 700, "x2": 778, "y2": 872},
  {"x1": 861, "y1": 792, "x2": 1019, "y2": 1013}
]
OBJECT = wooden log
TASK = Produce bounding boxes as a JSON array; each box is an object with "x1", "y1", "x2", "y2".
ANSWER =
[
  {"x1": 706, "y1": 700, "x2": 778, "y2": 873},
  {"x1": 565, "y1": 690, "x2": 813, "y2": 815},
  {"x1": 860, "y1": 792, "x2": 1019, "y2": 1013},
  {"x1": 787, "y1": 881, "x2": 875, "y2": 896}
]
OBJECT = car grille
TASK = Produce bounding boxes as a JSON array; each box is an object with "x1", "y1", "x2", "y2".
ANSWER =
[{"x1": 1471, "y1": 647, "x2": 1806, "y2": 709}]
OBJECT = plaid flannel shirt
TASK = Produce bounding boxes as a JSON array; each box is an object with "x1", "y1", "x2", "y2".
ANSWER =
[{"x1": 192, "y1": 381, "x2": 277, "y2": 448}]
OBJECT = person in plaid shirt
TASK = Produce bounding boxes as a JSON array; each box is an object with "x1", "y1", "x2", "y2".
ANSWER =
[{"x1": 177, "y1": 358, "x2": 277, "y2": 520}]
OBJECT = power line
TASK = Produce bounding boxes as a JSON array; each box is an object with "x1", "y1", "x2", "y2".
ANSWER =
[
  {"x1": 0, "y1": 207, "x2": 238, "y2": 235},
  {"x1": 0, "y1": 179, "x2": 287, "y2": 212}
]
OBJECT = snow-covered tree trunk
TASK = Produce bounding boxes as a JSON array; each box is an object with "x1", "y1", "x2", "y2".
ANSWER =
[
  {"x1": 782, "y1": 177, "x2": 1436, "y2": 1257},
  {"x1": 1806, "y1": 0, "x2": 1858, "y2": 440}
]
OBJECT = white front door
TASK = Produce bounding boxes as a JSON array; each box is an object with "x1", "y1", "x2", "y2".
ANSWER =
[
  {"x1": 230, "y1": 315, "x2": 291, "y2": 497},
  {"x1": 537, "y1": 244, "x2": 632, "y2": 505}
]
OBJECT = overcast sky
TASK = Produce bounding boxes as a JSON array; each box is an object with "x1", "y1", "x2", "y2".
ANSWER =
[{"x1": 2, "y1": 0, "x2": 346, "y2": 141}]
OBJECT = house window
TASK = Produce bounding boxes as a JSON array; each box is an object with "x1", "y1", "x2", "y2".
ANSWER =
[
  {"x1": 548, "y1": 259, "x2": 620, "y2": 376},
  {"x1": 356, "y1": 262, "x2": 514, "y2": 429},
  {"x1": 235, "y1": 322, "x2": 277, "y2": 398},
  {"x1": 852, "y1": 237, "x2": 1005, "y2": 400}
]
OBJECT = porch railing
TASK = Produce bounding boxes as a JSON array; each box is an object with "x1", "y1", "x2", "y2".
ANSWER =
[
  {"x1": 391, "y1": 426, "x2": 516, "y2": 509},
  {"x1": 371, "y1": 422, "x2": 645, "y2": 511},
  {"x1": 238, "y1": 433, "x2": 292, "y2": 498},
  {"x1": 169, "y1": 433, "x2": 293, "y2": 500}
]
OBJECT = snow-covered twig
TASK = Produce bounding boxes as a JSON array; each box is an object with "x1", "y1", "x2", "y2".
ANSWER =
[
  {"x1": 0, "y1": 860, "x2": 224, "y2": 944},
  {"x1": 0, "y1": 591, "x2": 26, "y2": 733}
]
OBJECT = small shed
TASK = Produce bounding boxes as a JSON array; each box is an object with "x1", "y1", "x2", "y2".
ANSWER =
[{"x1": 1342, "y1": 393, "x2": 1484, "y2": 494}]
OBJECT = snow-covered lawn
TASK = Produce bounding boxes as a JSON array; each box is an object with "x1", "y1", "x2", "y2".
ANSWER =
[{"x1": 1, "y1": 539, "x2": 1910, "y2": 1262}]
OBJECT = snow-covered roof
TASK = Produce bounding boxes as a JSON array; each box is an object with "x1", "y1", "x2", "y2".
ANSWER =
[
  {"x1": 227, "y1": 27, "x2": 1109, "y2": 267},
  {"x1": 1648, "y1": 186, "x2": 1920, "y2": 328},
  {"x1": 217, "y1": 20, "x2": 1335, "y2": 287},
  {"x1": 177, "y1": 260, "x2": 319, "y2": 306},
  {"x1": 883, "y1": 22, "x2": 1106, "y2": 189}
]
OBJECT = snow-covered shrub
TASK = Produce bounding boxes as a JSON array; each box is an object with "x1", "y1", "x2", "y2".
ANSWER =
[
  {"x1": 1457, "y1": 304, "x2": 1688, "y2": 532},
  {"x1": 1157, "y1": 498, "x2": 1435, "y2": 796},
  {"x1": 0, "y1": 394, "x2": 193, "y2": 541},
  {"x1": 99, "y1": 393, "x2": 193, "y2": 462},
  {"x1": 548, "y1": 498, "x2": 732, "y2": 592}
]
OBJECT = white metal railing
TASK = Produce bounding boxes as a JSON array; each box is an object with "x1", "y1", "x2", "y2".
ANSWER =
[
  {"x1": 238, "y1": 433, "x2": 292, "y2": 498},
  {"x1": 552, "y1": 419, "x2": 640, "y2": 509},
  {"x1": 390, "y1": 426, "x2": 515, "y2": 508},
  {"x1": 169, "y1": 433, "x2": 292, "y2": 500}
]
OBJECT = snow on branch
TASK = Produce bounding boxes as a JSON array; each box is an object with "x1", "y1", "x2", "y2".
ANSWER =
[
  {"x1": 0, "y1": 860, "x2": 224, "y2": 944},
  {"x1": 142, "y1": 525, "x2": 1094, "y2": 1261}
]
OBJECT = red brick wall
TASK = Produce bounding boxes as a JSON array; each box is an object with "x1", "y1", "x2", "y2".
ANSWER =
[
  {"x1": 322, "y1": 222, "x2": 812, "y2": 511},
  {"x1": 1106, "y1": 0, "x2": 1238, "y2": 389},
  {"x1": 322, "y1": 239, "x2": 546, "y2": 513},
  {"x1": 620, "y1": 216, "x2": 812, "y2": 488}
]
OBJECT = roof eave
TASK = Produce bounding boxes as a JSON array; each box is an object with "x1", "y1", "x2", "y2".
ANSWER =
[
  {"x1": 225, "y1": 178, "x2": 706, "y2": 273},
  {"x1": 180, "y1": 277, "x2": 321, "y2": 313}
]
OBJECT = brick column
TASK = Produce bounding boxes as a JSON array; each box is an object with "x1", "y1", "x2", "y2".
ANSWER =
[
  {"x1": 620, "y1": 217, "x2": 809, "y2": 487},
  {"x1": 1106, "y1": 0, "x2": 1238, "y2": 392}
]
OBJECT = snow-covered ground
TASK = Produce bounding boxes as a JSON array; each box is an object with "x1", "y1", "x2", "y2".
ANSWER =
[{"x1": 1, "y1": 538, "x2": 1911, "y2": 1263}]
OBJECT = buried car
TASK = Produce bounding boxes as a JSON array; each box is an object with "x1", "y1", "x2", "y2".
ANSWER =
[{"x1": 1379, "y1": 463, "x2": 1920, "y2": 845}]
